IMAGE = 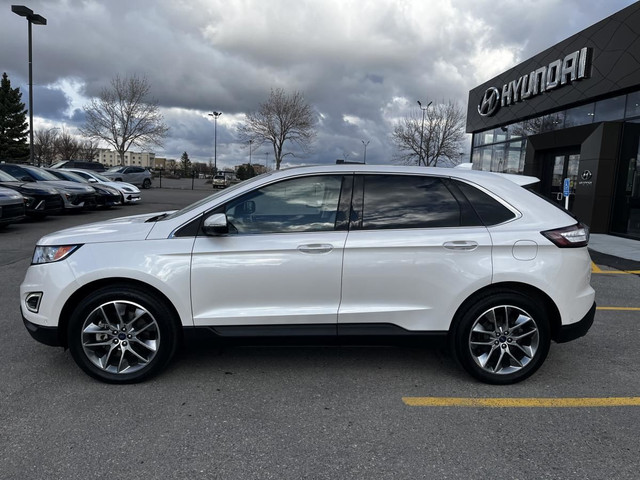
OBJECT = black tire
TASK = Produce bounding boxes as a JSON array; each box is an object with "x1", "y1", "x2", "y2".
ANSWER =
[
  {"x1": 451, "y1": 290, "x2": 551, "y2": 385},
  {"x1": 142, "y1": 178, "x2": 151, "y2": 189},
  {"x1": 67, "y1": 286, "x2": 179, "y2": 383}
]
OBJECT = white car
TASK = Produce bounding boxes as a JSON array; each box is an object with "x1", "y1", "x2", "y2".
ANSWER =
[
  {"x1": 20, "y1": 165, "x2": 595, "y2": 384},
  {"x1": 65, "y1": 169, "x2": 141, "y2": 204}
]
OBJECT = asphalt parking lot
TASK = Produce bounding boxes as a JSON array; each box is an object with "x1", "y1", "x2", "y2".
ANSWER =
[{"x1": 1, "y1": 187, "x2": 640, "y2": 479}]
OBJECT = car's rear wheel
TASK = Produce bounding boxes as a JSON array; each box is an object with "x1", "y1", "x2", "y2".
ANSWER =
[
  {"x1": 142, "y1": 178, "x2": 151, "y2": 189},
  {"x1": 67, "y1": 286, "x2": 178, "y2": 383},
  {"x1": 452, "y1": 290, "x2": 550, "y2": 384}
]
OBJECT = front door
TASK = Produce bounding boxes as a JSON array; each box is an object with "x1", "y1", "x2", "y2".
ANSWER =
[
  {"x1": 542, "y1": 150, "x2": 581, "y2": 211},
  {"x1": 190, "y1": 174, "x2": 347, "y2": 328}
]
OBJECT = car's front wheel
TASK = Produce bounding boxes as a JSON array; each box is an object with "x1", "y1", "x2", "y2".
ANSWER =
[
  {"x1": 67, "y1": 286, "x2": 179, "y2": 383},
  {"x1": 142, "y1": 178, "x2": 151, "y2": 189},
  {"x1": 451, "y1": 290, "x2": 551, "y2": 384}
]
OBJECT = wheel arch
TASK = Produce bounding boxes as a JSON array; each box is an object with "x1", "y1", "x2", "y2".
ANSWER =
[
  {"x1": 57, "y1": 277, "x2": 183, "y2": 348},
  {"x1": 450, "y1": 282, "x2": 562, "y2": 341}
]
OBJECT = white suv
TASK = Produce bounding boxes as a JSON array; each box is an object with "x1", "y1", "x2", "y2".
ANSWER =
[{"x1": 20, "y1": 165, "x2": 595, "y2": 384}]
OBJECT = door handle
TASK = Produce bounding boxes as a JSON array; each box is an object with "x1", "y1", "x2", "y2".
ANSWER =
[
  {"x1": 443, "y1": 241, "x2": 478, "y2": 251},
  {"x1": 298, "y1": 244, "x2": 333, "y2": 254}
]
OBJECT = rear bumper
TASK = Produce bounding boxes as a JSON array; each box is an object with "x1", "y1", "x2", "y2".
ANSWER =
[{"x1": 554, "y1": 302, "x2": 596, "y2": 343}]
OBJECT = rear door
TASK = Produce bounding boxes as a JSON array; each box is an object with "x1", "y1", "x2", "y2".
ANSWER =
[{"x1": 338, "y1": 174, "x2": 493, "y2": 332}]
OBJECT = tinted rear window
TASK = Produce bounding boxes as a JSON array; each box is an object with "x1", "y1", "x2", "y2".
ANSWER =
[
  {"x1": 361, "y1": 175, "x2": 463, "y2": 229},
  {"x1": 454, "y1": 180, "x2": 516, "y2": 226}
]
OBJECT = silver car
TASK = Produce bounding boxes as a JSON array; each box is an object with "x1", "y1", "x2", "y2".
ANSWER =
[{"x1": 103, "y1": 166, "x2": 152, "y2": 189}]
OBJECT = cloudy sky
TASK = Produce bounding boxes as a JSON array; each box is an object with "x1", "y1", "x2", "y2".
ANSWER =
[{"x1": 4, "y1": 0, "x2": 636, "y2": 169}]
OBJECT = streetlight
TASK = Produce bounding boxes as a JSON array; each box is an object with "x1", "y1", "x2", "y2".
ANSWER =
[
  {"x1": 417, "y1": 100, "x2": 432, "y2": 166},
  {"x1": 248, "y1": 139, "x2": 253, "y2": 165},
  {"x1": 208, "y1": 111, "x2": 222, "y2": 173},
  {"x1": 12, "y1": 5, "x2": 47, "y2": 166},
  {"x1": 265, "y1": 151, "x2": 270, "y2": 170},
  {"x1": 361, "y1": 140, "x2": 370, "y2": 164}
]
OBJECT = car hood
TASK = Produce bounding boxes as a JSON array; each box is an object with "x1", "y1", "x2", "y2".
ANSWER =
[
  {"x1": 0, "y1": 181, "x2": 60, "y2": 195},
  {"x1": 104, "y1": 181, "x2": 140, "y2": 192},
  {"x1": 36, "y1": 211, "x2": 166, "y2": 246},
  {"x1": 0, "y1": 186, "x2": 24, "y2": 204},
  {"x1": 38, "y1": 180, "x2": 95, "y2": 193}
]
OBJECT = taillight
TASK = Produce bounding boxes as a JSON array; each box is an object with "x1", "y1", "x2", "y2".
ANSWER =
[{"x1": 541, "y1": 223, "x2": 589, "y2": 248}]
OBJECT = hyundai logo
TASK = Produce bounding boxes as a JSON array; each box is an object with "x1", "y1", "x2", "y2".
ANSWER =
[
  {"x1": 478, "y1": 87, "x2": 501, "y2": 117},
  {"x1": 581, "y1": 170, "x2": 593, "y2": 181}
]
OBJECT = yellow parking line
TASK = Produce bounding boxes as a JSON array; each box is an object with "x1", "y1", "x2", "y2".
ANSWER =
[
  {"x1": 591, "y1": 262, "x2": 640, "y2": 274},
  {"x1": 597, "y1": 307, "x2": 640, "y2": 311},
  {"x1": 402, "y1": 397, "x2": 640, "y2": 407}
]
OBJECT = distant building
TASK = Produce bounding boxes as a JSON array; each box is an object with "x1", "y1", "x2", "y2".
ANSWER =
[{"x1": 96, "y1": 149, "x2": 156, "y2": 168}]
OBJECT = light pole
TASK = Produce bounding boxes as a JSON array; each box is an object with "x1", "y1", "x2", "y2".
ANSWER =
[
  {"x1": 208, "y1": 111, "x2": 222, "y2": 173},
  {"x1": 12, "y1": 5, "x2": 47, "y2": 166},
  {"x1": 361, "y1": 140, "x2": 370, "y2": 164},
  {"x1": 248, "y1": 139, "x2": 253, "y2": 165},
  {"x1": 417, "y1": 100, "x2": 432, "y2": 166},
  {"x1": 265, "y1": 151, "x2": 270, "y2": 170}
]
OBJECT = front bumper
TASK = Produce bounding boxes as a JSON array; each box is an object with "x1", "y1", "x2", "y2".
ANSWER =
[
  {"x1": 554, "y1": 301, "x2": 596, "y2": 343},
  {"x1": 22, "y1": 313, "x2": 61, "y2": 346}
]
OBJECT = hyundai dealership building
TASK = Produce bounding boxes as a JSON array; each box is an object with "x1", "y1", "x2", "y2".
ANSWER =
[{"x1": 466, "y1": 2, "x2": 640, "y2": 239}]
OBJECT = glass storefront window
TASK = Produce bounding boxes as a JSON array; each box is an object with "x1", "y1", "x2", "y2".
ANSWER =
[
  {"x1": 625, "y1": 91, "x2": 640, "y2": 119},
  {"x1": 505, "y1": 141, "x2": 523, "y2": 173},
  {"x1": 564, "y1": 103, "x2": 595, "y2": 127},
  {"x1": 594, "y1": 95, "x2": 626, "y2": 122},
  {"x1": 494, "y1": 127, "x2": 508, "y2": 143},
  {"x1": 491, "y1": 144, "x2": 506, "y2": 171}
]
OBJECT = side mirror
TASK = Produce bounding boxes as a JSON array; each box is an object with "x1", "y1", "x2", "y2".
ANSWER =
[
  {"x1": 88, "y1": 178, "x2": 98, "y2": 183},
  {"x1": 202, "y1": 213, "x2": 229, "y2": 236}
]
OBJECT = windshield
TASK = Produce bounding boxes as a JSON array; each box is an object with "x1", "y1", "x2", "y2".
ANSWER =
[
  {"x1": 51, "y1": 170, "x2": 85, "y2": 183},
  {"x1": 24, "y1": 166, "x2": 60, "y2": 181},
  {"x1": 73, "y1": 170, "x2": 110, "y2": 182},
  {"x1": 0, "y1": 170, "x2": 19, "y2": 182},
  {"x1": 161, "y1": 172, "x2": 274, "y2": 221}
]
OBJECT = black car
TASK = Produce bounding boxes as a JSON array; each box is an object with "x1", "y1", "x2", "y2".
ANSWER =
[
  {"x1": 0, "y1": 170, "x2": 63, "y2": 217},
  {"x1": 45, "y1": 168, "x2": 122, "y2": 208},
  {"x1": 50, "y1": 160, "x2": 106, "y2": 172},
  {"x1": 0, "y1": 186, "x2": 26, "y2": 227},
  {"x1": 0, "y1": 164, "x2": 96, "y2": 211}
]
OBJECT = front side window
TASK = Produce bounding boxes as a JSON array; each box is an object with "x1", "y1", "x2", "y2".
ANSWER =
[
  {"x1": 360, "y1": 175, "x2": 464, "y2": 229},
  {"x1": 225, "y1": 175, "x2": 343, "y2": 234}
]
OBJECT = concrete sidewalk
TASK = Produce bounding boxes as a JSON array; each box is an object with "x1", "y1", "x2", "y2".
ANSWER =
[{"x1": 589, "y1": 234, "x2": 640, "y2": 262}]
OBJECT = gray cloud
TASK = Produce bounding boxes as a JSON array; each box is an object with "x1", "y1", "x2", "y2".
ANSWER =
[{"x1": 4, "y1": 0, "x2": 636, "y2": 165}]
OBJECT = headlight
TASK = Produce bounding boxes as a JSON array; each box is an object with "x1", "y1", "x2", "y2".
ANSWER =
[
  {"x1": 23, "y1": 195, "x2": 35, "y2": 207},
  {"x1": 32, "y1": 245, "x2": 81, "y2": 264}
]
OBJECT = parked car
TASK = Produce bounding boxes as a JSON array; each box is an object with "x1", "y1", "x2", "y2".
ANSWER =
[
  {"x1": 103, "y1": 166, "x2": 152, "y2": 189},
  {"x1": 0, "y1": 186, "x2": 26, "y2": 227},
  {"x1": 0, "y1": 164, "x2": 96, "y2": 211},
  {"x1": 212, "y1": 171, "x2": 238, "y2": 189},
  {"x1": 0, "y1": 169, "x2": 63, "y2": 217},
  {"x1": 45, "y1": 169, "x2": 122, "y2": 209},
  {"x1": 20, "y1": 165, "x2": 595, "y2": 384},
  {"x1": 65, "y1": 169, "x2": 141, "y2": 204},
  {"x1": 50, "y1": 160, "x2": 106, "y2": 172}
]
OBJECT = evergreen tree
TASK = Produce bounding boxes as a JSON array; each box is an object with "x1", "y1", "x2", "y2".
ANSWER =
[
  {"x1": 180, "y1": 151, "x2": 191, "y2": 177},
  {"x1": 0, "y1": 72, "x2": 29, "y2": 162}
]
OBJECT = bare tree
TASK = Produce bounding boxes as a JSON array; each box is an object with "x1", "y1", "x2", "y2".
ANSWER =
[
  {"x1": 79, "y1": 139, "x2": 100, "y2": 161},
  {"x1": 238, "y1": 88, "x2": 316, "y2": 170},
  {"x1": 54, "y1": 129, "x2": 82, "y2": 160},
  {"x1": 34, "y1": 128, "x2": 59, "y2": 166},
  {"x1": 80, "y1": 74, "x2": 168, "y2": 165},
  {"x1": 392, "y1": 100, "x2": 466, "y2": 167}
]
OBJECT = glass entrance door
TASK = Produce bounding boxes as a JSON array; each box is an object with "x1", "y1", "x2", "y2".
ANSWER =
[{"x1": 548, "y1": 153, "x2": 580, "y2": 210}]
